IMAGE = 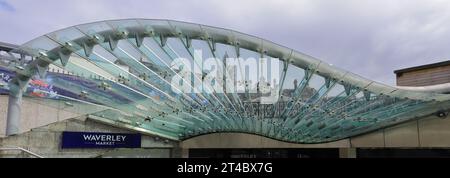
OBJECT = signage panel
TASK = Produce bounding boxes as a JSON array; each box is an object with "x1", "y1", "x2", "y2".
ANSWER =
[{"x1": 61, "y1": 131, "x2": 141, "y2": 148}]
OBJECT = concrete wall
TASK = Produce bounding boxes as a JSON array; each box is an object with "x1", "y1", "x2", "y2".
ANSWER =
[
  {"x1": 181, "y1": 133, "x2": 350, "y2": 149},
  {"x1": 0, "y1": 95, "x2": 84, "y2": 137},
  {"x1": 181, "y1": 114, "x2": 450, "y2": 149},
  {"x1": 0, "y1": 116, "x2": 176, "y2": 158},
  {"x1": 350, "y1": 114, "x2": 450, "y2": 148}
]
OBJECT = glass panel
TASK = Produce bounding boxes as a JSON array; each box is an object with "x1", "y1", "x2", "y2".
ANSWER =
[
  {"x1": 280, "y1": 64, "x2": 305, "y2": 100},
  {"x1": 8, "y1": 19, "x2": 450, "y2": 143}
]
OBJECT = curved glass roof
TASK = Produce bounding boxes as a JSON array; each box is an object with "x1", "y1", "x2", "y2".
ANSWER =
[{"x1": 1, "y1": 19, "x2": 450, "y2": 143}]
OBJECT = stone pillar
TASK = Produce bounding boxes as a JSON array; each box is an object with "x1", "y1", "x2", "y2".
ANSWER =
[
  {"x1": 6, "y1": 88, "x2": 22, "y2": 136},
  {"x1": 339, "y1": 148, "x2": 357, "y2": 158},
  {"x1": 181, "y1": 148, "x2": 189, "y2": 158},
  {"x1": 171, "y1": 147, "x2": 189, "y2": 158}
]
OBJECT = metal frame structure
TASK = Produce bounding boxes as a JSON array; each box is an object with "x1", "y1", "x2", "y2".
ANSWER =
[{"x1": 1, "y1": 19, "x2": 449, "y2": 143}]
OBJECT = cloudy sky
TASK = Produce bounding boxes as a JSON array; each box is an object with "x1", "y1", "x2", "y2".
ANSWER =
[{"x1": 0, "y1": 0, "x2": 449, "y2": 85}]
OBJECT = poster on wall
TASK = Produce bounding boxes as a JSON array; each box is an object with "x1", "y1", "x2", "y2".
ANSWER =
[
  {"x1": 0, "y1": 66, "x2": 131, "y2": 104},
  {"x1": 0, "y1": 67, "x2": 14, "y2": 94},
  {"x1": 0, "y1": 66, "x2": 58, "y2": 97}
]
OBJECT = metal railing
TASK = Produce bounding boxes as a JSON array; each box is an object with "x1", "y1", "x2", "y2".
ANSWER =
[{"x1": 0, "y1": 146, "x2": 44, "y2": 158}]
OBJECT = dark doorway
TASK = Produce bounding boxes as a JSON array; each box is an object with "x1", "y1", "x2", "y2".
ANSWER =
[
  {"x1": 188, "y1": 148, "x2": 339, "y2": 158},
  {"x1": 357, "y1": 148, "x2": 450, "y2": 158}
]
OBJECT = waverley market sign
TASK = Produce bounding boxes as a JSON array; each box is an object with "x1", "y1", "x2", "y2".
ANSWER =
[{"x1": 61, "y1": 131, "x2": 141, "y2": 148}]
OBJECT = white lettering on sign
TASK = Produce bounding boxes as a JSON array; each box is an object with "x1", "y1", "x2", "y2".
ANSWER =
[{"x1": 82, "y1": 134, "x2": 127, "y2": 142}]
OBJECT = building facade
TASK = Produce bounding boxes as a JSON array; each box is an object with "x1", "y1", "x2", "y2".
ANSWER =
[{"x1": 395, "y1": 60, "x2": 450, "y2": 87}]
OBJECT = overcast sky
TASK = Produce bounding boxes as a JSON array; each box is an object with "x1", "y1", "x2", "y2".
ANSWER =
[{"x1": 1, "y1": 0, "x2": 449, "y2": 85}]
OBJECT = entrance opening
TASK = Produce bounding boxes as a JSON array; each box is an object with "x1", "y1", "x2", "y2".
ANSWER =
[{"x1": 188, "y1": 148, "x2": 339, "y2": 158}]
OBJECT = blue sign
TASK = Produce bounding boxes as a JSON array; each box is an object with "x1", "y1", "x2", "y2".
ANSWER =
[{"x1": 61, "y1": 131, "x2": 141, "y2": 148}]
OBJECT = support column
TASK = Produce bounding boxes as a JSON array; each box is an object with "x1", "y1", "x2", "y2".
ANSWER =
[
  {"x1": 171, "y1": 146, "x2": 189, "y2": 158},
  {"x1": 181, "y1": 148, "x2": 189, "y2": 158},
  {"x1": 339, "y1": 148, "x2": 357, "y2": 158},
  {"x1": 6, "y1": 88, "x2": 22, "y2": 136}
]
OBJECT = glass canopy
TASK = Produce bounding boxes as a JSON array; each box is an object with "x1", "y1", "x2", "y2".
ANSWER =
[{"x1": 1, "y1": 19, "x2": 449, "y2": 143}]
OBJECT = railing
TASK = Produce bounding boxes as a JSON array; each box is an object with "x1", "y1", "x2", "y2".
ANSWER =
[{"x1": 0, "y1": 146, "x2": 44, "y2": 158}]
